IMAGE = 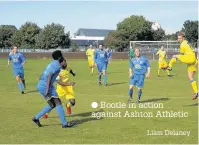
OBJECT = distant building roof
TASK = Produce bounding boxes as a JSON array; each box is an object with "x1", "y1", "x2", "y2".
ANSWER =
[{"x1": 75, "y1": 28, "x2": 114, "y2": 37}]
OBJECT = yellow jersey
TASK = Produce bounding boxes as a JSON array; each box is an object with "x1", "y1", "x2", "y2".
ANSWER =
[
  {"x1": 86, "y1": 48, "x2": 95, "y2": 60},
  {"x1": 156, "y1": 50, "x2": 166, "y2": 61},
  {"x1": 56, "y1": 69, "x2": 71, "y2": 87},
  {"x1": 56, "y1": 68, "x2": 75, "y2": 98},
  {"x1": 180, "y1": 40, "x2": 195, "y2": 55}
]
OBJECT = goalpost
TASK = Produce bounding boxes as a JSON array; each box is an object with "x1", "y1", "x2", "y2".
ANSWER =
[{"x1": 129, "y1": 41, "x2": 180, "y2": 60}]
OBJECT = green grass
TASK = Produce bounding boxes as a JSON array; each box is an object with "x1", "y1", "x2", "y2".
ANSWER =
[{"x1": 0, "y1": 59, "x2": 198, "y2": 144}]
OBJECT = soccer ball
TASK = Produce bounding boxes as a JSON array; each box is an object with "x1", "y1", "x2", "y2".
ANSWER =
[{"x1": 151, "y1": 22, "x2": 161, "y2": 31}]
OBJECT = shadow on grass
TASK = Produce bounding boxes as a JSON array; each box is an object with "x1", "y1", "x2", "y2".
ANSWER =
[
  {"x1": 25, "y1": 90, "x2": 38, "y2": 94},
  {"x1": 42, "y1": 123, "x2": 61, "y2": 127},
  {"x1": 107, "y1": 71, "x2": 124, "y2": 74},
  {"x1": 141, "y1": 98, "x2": 169, "y2": 103},
  {"x1": 108, "y1": 82, "x2": 127, "y2": 86},
  {"x1": 48, "y1": 110, "x2": 104, "y2": 118},
  {"x1": 168, "y1": 74, "x2": 177, "y2": 77},
  {"x1": 157, "y1": 74, "x2": 177, "y2": 78},
  {"x1": 70, "y1": 110, "x2": 104, "y2": 117},
  {"x1": 184, "y1": 103, "x2": 199, "y2": 107},
  {"x1": 41, "y1": 117, "x2": 103, "y2": 127},
  {"x1": 41, "y1": 110, "x2": 104, "y2": 127},
  {"x1": 75, "y1": 117, "x2": 103, "y2": 125}
]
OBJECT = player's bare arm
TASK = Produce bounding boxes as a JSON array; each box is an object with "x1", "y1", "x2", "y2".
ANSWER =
[
  {"x1": 22, "y1": 61, "x2": 26, "y2": 66},
  {"x1": 146, "y1": 67, "x2": 151, "y2": 78},
  {"x1": 56, "y1": 80, "x2": 75, "y2": 86},
  {"x1": 129, "y1": 68, "x2": 133, "y2": 78},
  {"x1": 7, "y1": 59, "x2": 10, "y2": 67}
]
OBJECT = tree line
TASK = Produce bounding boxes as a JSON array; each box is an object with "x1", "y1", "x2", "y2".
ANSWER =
[
  {"x1": 104, "y1": 15, "x2": 198, "y2": 51},
  {"x1": 0, "y1": 22, "x2": 70, "y2": 49},
  {"x1": 0, "y1": 15, "x2": 198, "y2": 51}
]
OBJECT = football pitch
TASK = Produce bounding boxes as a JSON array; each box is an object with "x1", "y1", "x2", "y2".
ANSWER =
[{"x1": 0, "y1": 59, "x2": 198, "y2": 144}]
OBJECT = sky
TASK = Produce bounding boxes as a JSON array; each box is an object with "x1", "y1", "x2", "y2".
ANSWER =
[{"x1": 0, "y1": 1, "x2": 198, "y2": 35}]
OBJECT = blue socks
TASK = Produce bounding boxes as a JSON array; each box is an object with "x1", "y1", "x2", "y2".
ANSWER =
[
  {"x1": 98, "y1": 74, "x2": 102, "y2": 82},
  {"x1": 35, "y1": 105, "x2": 52, "y2": 120},
  {"x1": 128, "y1": 89, "x2": 142, "y2": 100},
  {"x1": 56, "y1": 105, "x2": 67, "y2": 126},
  {"x1": 138, "y1": 89, "x2": 142, "y2": 100},
  {"x1": 34, "y1": 104, "x2": 67, "y2": 126},
  {"x1": 18, "y1": 82, "x2": 24, "y2": 92},
  {"x1": 128, "y1": 89, "x2": 133, "y2": 99},
  {"x1": 129, "y1": 89, "x2": 133, "y2": 99},
  {"x1": 103, "y1": 74, "x2": 107, "y2": 84}
]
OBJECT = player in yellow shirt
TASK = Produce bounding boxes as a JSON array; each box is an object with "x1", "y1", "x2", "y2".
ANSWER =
[
  {"x1": 156, "y1": 46, "x2": 170, "y2": 77},
  {"x1": 43, "y1": 60, "x2": 76, "y2": 118},
  {"x1": 86, "y1": 45, "x2": 95, "y2": 75},
  {"x1": 167, "y1": 32, "x2": 198, "y2": 100}
]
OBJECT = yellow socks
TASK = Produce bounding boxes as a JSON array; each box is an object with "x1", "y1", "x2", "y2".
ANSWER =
[
  {"x1": 169, "y1": 58, "x2": 177, "y2": 68},
  {"x1": 91, "y1": 67, "x2": 94, "y2": 74},
  {"x1": 66, "y1": 102, "x2": 71, "y2": 108},
  {"x1": 191, "y1": 80, "x2": 198, "y2": 94},
  {"x1": 158, "y1": 69, "x2": 160, "y2": 75},
  {"x1": 166, "y1": 70, "x2": 170, "y2": 75}
]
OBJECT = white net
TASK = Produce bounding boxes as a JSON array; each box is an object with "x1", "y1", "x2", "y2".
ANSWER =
[{"x1": 129, "y1": 41, "x2": 180, "y2": 60}]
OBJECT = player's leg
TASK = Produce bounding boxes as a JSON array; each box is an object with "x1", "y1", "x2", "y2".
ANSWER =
[
  {"x1": 43, "y1": 86, "x2": 65, "y2": 119},
  {"x1": 168, "y1": 54, "x2": 196, "y2": 71},
  {"x1": 14, "y1": 68, "x2": 25, "y2": 94},
  {"x1": 65, "y1": 86, "x2": 75, "y2": 115},
  {"x1": 33, "y1": 87, "x2": 54, "y2": 126},
  {"x1": 136, "y1": 75, "x2": 145, "y2": 103},
  {"x1": 50, "y1": 89, "x2": 69, "y2": 127},
  {"x1": 166, "y1": 69, "x2": 170, "y2": 76},
  {"x1": 20, "y1": 68, "x2": 26, "y2": 89},
  {"x1": 52, "y1": 95, "x2": 76, "y2": 128},
  {"x1": 91, "y1": 60, "x2": 94, "y2": 75},
  {"x1": 66, "y1": 99, "x2": 75, "y2": 115},
  {"x1": 187, "y1": 64, "x2": 198, "y2": 100},
  {"x1": 158, "y1": 62, "x2": 161, "y2": 76},
  {"x1": 137, "y1": 88, "x2": 142, "y2": 103},
  {"x1": 21, "y1": 78, "x2": 26, "y2": 88},
  {"x1": 33, "y1": 87, "x2": 75, "y2": 128},
  {"x1": 33, "y1": 102, "x2": 53, "y2": 127},
  {"x1": 102, "y1": 63, "x2": 108, "y2": 86},
  {"x1": 88, "y1": 60, "x2": 94, "y2": 75},
  {"x1": 33, "y1": 97, "x2": 75, "y2": 128},
  {"x1": 128, "y1": 75, "x2": 136, "y2": 103},
  {"x1": 163, "y1": 61, "x2": 170, "y2": 76},
  {"x1": 97, "y1": 64, "x2": 102, "y2": 85},
  {"x1": 128, "y1": 85, "x2": 134, "y2": 103}
]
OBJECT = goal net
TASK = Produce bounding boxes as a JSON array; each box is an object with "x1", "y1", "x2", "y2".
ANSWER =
[{"x1": 129, "y1": 41, "x2": 180, "y2": 60}]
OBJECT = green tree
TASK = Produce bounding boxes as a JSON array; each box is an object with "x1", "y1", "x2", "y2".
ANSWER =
[
  {"x1": 71, "y1": 41, "x2": 79, "y2": 52},
  {"x1": 152, "y1": 28, "x2": 166, "y2": 41},
  {"x1": 0, "y1": 25, "x2": 17, "y2": 48},
  {"x1": 182, "y1": 20, "x2": 198, "y2": 47},
  {"x1": 35, "y1": 23, "x2": 71, "y2": 49},
  {"x1": 11, "y1": 30, "x2": 23, "y2": 47},
  {"x1": 166, "y1": 33, "x2": 177, "y2": 40},
  {"x1": 104, "y1": 15, "x2": 165, "y2": 51},
  {"x1": 12, "y1": 22, "x2": 40, "y2": 48},
  {"x1": 104, "y1": 31, "x2": 117, "y2": 48},
  {"x1": 35, "y1": 31, "x2": 45, "y2": 49}
]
